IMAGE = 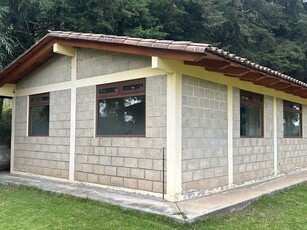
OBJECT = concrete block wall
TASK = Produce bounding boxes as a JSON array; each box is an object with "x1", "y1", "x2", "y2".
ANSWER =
[
  {"x1": 75, "y1": 75, "x2": 167, "y2": 193},
  {"x1": 181, "y1": 75, "x2": 228, "y2": 195},
  {"x1": 233, "y1": 89, "x2": 274, "y2": 183},
  {"x1": 76, "y1": 48, "x2": 151, "y2": 79},
  {"x1": 277, "y1": 99, "x2": 307, "y2": 172},
  {"x1": 14, "y1": 90, "x2": 70, "y2": 178},
  {"x1": 16, "y1": 55, "x2": 71, "y2": 89}
]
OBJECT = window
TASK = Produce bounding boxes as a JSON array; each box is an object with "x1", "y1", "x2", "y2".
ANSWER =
[
  {"x1": 283, "y1": 100, "x2": 302, "y2": 137},
  {"x1": 240, "y1": 90, "x2": 263, "y2": 137},
  {"x1": 96, "y1": 79, "x2": 146, "y2": 136},
  {"x1": 29, "y1": 93, "x2": 50, "y2": 136}
]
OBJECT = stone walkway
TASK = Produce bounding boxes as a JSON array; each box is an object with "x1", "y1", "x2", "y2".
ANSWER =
[{"x1": 0, "y1": 170, "x2": 306, "y2": 222}]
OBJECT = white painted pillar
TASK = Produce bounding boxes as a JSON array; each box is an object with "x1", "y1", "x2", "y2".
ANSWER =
[
  {"x1": 273, "y1": 97, "x2": 278, "y2": 175},
  {"x1": 165, "y1": 72, "x2": 183, "y2": 202},
  {"x1": 53, "y1": 43, "x2": 77, "y2": 182},
  {"x1": 10, "y1": 96, "x2": 16, "y2": 173},
  {"x1": 69, "y1": 53, "x2": 77, "y2": 182},
  {"x1": 227, "y1": 86, "x2": 234, "y2": 187}
]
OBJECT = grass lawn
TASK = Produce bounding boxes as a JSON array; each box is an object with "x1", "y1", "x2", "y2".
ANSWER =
[{"x1": 0, "y1": 183, "x2": 306, "y2": 229}]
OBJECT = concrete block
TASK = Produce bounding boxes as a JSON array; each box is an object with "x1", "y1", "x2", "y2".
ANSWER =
[
  {"x1": 138, "y1": 159, "x2": 153, "y2": 169},
  {"x1": 152, "y1": 181, "x2": 163, "y2": 193},
  {"x1": 124, "y1": 158, "x2": 138, "y2": 168},
  {"x1": 138, "y1": 180, "x2": 153, "y2": 191},
  {"x1": 124, "y1": 178, "x2": 138, "y2": 189},
  {"x1": 145, "y1": 170, "x2": 161, "y2": 181},
  {"x1": 131, "y1": 168, "x2": 145, "y2": 179},
  {"x1": 98, "y1": 175, "x2": 110, "y2": 185},
  {"x1": 82, "y1": 164, "x2": 93, "y2": 173},
  {"x1": 104, "y1": 166, "x2": 117, "y2": 176},
  {"x1": 93, "y1": 165, "x2": 104, "y2": 174},
  {"x1": 117, "y1": 167, "x2": 130, "y2": 177},
  {"x1": 88, "y1": 174, "x2": 99, "y2": 183},
  {"x1": 88, "y1": 156, "x2": 99, "y2": 164},
  {"x1": 110, "y1": 177, "x2": 124, "y2": 187}
]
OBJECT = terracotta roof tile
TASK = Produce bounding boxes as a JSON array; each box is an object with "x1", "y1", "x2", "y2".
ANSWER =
[{"x1": 110, "y1": 37, "x2": 127, "y2": 44}]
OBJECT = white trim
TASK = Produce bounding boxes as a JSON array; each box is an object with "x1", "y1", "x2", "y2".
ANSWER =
[
  {"x1": 52, "y1": 44, "x2": 77, "y2": 182},
  {"x1": 165, "y1": 72, "x2": 183, "y2": 202},
  {"x1": 69, "y1": 52, "x2": 77, "y2": 182},
  {"x1": 228, "y1": 85, "x2": 233, "y2": 187},
  {"x1": 69, "y1": 87, "x2": 76, "y2": 181},
  {"x1": 154, "y1": 58, "x2": 307, "y2": 105},
  {"x1": 53, "y1": 43, "x2": 75, "y2": 57},
  {"x1": 0, "y1": 84, "x2": 15, "y2": 97},
  {"x1": 15, "y1": 82, "x2": 71, "y2": 97},
  {"x1": 93, "y1": 87, "x2": 97, "y2": 137},
  {"x1": 25, "y1": 96, "x2": 29, "y2": 137},
  {"x1": 15, "y1": 68, "x2": 165, "y2": 97},
  {"x1": 273, "y1": 97, "x2": 278, "y2": 175},
  {"x1": 10, "y1": 96, "x2": 16, "y2": 173},
  {"x1": 151, "y1": 56, "x2": 159, "y2": 69},
  {"x1": 76, "y1": 68, "x2": 164, "y2": 87}
]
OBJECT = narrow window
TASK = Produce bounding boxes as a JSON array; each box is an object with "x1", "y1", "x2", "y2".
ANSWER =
[
  {"x1": 240, "y1": 90, "x2": 263, "y2": 137},
  {"x1": 29, "y1": 93, "x2": 50, "y2": 136},
  {"x1": 96, "y1": 79, "x2": 145, "y2": 136},
  {"x1": 283, "y1": 100, "x2": 302, "y2": 137}
]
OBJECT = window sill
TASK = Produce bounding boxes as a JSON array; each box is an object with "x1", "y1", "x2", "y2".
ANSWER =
[
  {"x1": 28, "y1": 134, "x2": 49, "y2": 137},
  {"x1": 95, "y1": 134, "x2": 146, "y2": 138}
]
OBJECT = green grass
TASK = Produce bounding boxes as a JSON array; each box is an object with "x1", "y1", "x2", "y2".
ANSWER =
[{"x1": 0, "y1": 183, "x2": 306, "y2": 230}]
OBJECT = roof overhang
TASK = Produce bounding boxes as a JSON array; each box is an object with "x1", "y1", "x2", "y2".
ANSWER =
[{"x1": 0, "y1": 31, "x2": 307, "y2": 99}]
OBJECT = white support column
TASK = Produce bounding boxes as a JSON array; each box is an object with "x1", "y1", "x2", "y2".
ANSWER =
[
  {"x1": 165, "y1": 72, "x2": 183, "y2": 202},
  {"x1": 69, "y1": 52, "x2": 77, "y2": 182},
  {"x1": 53, "y1": 43, "x2": 77, "y2": 182},
  {"x1": 273, "y1": 97, "x2": 278, "y2": 175},
  {"x1": 227, "y1": 85, "x2": 234, "y2": 187},
  {"x1": 10, "y1": 96, "x2": 16, "y2": 173}
]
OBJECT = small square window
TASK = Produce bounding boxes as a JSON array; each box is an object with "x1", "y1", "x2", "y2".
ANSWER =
[
  {"x1": 283, "y1": 100, "x2": 302, "y2": 137},
  {"x1": 29, "y1": 93, "x2": 50, "y2": 136}
]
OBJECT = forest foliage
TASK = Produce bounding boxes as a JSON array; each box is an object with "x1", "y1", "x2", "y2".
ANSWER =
[{"x1": 0, "y1": 0, "x2": 307, "y2": 81}]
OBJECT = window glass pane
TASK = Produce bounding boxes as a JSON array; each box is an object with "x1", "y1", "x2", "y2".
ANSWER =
[
  {"x1": 98, "y1": 96, "x2": 145, "y2": 135},
  {"x1": 41, "y1": 95, "x2": 49, "y2": 102},
  {"x1": 30, "y1": 97, "x2": 39, "y2": 104},
  {"x1": 98, "y1": 87, "x2": 117, "y2": 95},
  {"x1": 123, "y1": 83, "x2": 144, "y2": 91},
  {"x1": 240, "y1": 104, "x2": 262, "y2": 136},
  {"x1": 284, "y1": 111, "x2": 301, "y2": 137},
  {"x1": 30, "y1": 105, "x2": 49, "y2": 135}
]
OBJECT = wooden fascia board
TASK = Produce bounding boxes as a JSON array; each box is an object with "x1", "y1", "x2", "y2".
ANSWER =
[
  {"x1": 292, "y1": 88, "x2": 307, "y2": 97},
  {"x1": 0, "y1": 42, "x2": 54, "y2": 86},
  {"x1": 271, "y1": 82, "x2": 292, "y2": 90},
  {"x1": 253, "y1": 77, "x2": 280, "y2": 86},
  {"x1": 283, "y1": 86, "x2": 301, "y2": 93}
]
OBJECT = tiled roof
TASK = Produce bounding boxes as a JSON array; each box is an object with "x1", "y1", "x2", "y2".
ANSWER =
[
  {"x1": 0, "y1": 30, "x2": 306, "y2": 98},
  {"x1": 47, "y1": 31, "x2": 307, "y2": 88}
]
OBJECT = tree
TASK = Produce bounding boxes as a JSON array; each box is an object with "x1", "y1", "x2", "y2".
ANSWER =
[
  {"x1": 0, "y1": 0, "x2": 307, "y2": 82},
  {"x1": 0, "y1": 6, "x2": 13, "y2": 70}
]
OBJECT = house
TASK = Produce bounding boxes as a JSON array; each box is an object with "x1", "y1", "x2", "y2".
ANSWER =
[{"x1": 0, "y1": 31, "x2": 306, "y2": 202}]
